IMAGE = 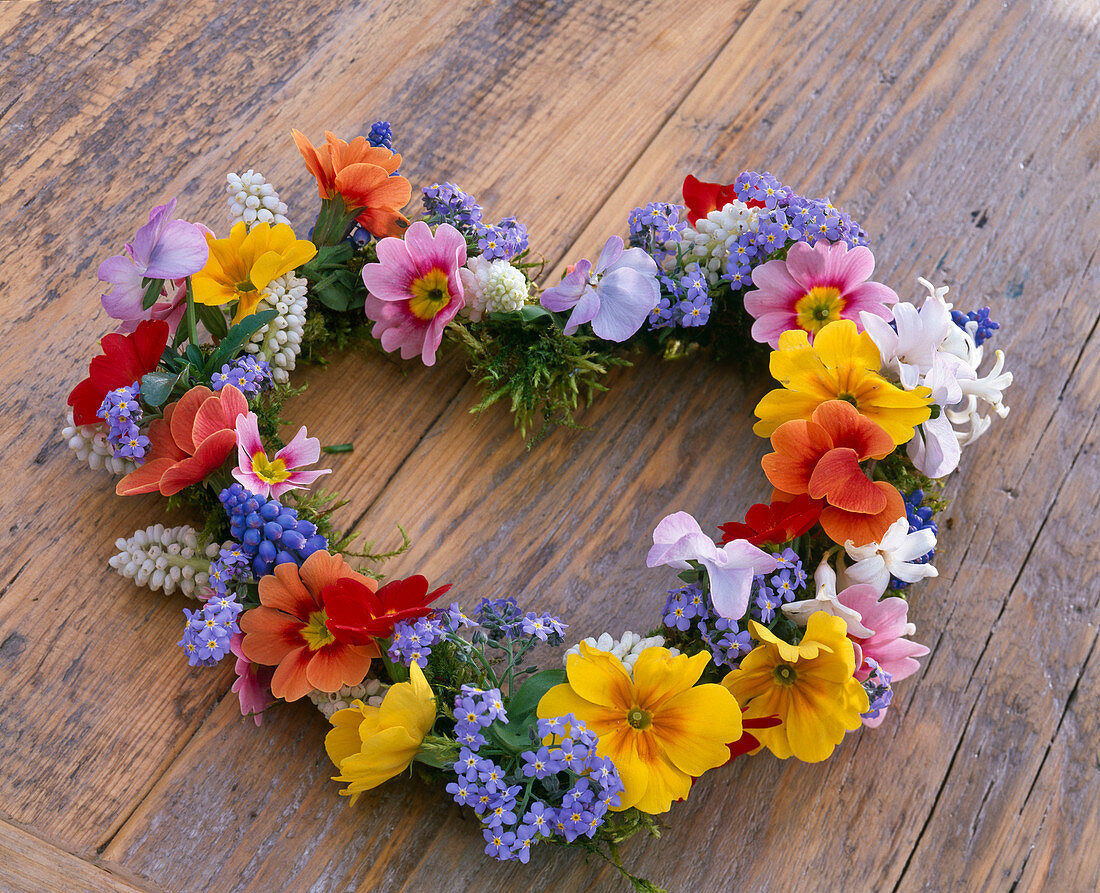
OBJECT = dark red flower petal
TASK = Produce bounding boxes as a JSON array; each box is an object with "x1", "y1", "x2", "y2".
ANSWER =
[
  {"x1": 682, "y1": 174, "x2": 740, "y2": 225},
  {"x1": 323, "y1": 575, "x2": 451, "y2": 645},
  {"x1": 719, "y1": 494, "x2": 822, "y2": 547}
]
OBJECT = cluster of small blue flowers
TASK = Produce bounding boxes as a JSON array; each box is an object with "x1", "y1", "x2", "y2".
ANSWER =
[
  {"x1": 649, "y1": 268, "x2": 712, "y2": 330},
  {"x1": 388, "y1": 615, "x2": 448, "y2": 668},
  {"x1": 366, "y1": 120, "x2": 393, "y2": 151},
  {"x1": 219, "y1": 483, "x2": 328, "y2": 577},
  {"x1": 721, "y1": 170, "x2": 868, "y2": 291},
  {"x1": 951, "y1": 306, "x2": 1000, "y2": 346},
  {"x1": 628, "y1": 201, "x2": 686, "y2": 262},
  {"x1": 476, "y1": 216, "x2": 529, "y2": 261},
  {"x1": 211, "y1": 355, "x2": 271, "y2": 396},
  {"x1": 207, "y1": 544, "x2": 251, "y2": 599},
  {"x1": 96, "y1": 381, "x2": 150, "y2": 463},
  {"x1": 860, "y1": 658, "x2": 894, "y2": 722},
  {"x1": 422, "y1": 182, "x2": 484, "y2": 234},
  {"x1": 177, "y1": 595, "x2": 242, "y2": 667},
  {"x1": 891, "y1": 491, "x2": 938, "y2": 589},
  {"x1": 472, "y1": 596, "x2": 567, "y2": 645},
  {"x1": 662, "y1": 583, "x2": 753, "y2": 669},
  {"x1": 446, "y1": 710, "x2": 624, "y2": 863},
  {"x1": 749, "y1": 548, "x2": 809, "y2": 624}
]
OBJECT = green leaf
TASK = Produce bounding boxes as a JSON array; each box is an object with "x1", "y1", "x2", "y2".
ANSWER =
[
  {"x1": 184, "y1": 344, "x2": 205, "y2": 368},
  {"x1": 141, "y1": 277, "x2": 165, "y2": 311},
  {"x1": 507, "y1": 667, "x2": 566, "y2": 719},
  {"x1": 519, "y1": 304, "x2": 552, "y2": 323},
  {"x1": 196, "y1": 303, "x2": 229, "y2": 339},
  {"x1": 204, "y1": 309, "x2": 277, "y2": 374},
  {"x1": 140, "y1": 370, "x2": 184, "y2": 407}
]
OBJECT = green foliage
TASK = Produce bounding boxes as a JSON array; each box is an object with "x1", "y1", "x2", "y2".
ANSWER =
[{"x1": 449, "y1": 315, "x2": 631, "y2": 446}]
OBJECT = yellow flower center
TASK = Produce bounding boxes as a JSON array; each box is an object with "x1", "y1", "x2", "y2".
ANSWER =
[
  {"x1": 252, "y1": 451, "x2": 291, "y2": 484},
  {"x1": 301, "y1": 610, "x2": 335, "y2": 650},
  {"x1": 408, "y1": 268, "x2": 452, "y2": 320},
  {"x1": 626, "y1": 707, "x2": 652, "y2": 730},
  {"x1": 794, "y1": 286, "x2": 846, "y2": 335},
  {"x1": 773, "y1": 663, "x2": 798, "y2": 686}
]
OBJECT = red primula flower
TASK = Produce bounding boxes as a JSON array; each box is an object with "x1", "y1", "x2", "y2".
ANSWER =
[
  {"x1": 67, "y1": 319, "x2": 169, "y2": 425},
  {"x1": 719, "y1": 493, "x2": 823, "y2": 547},
  {"x1": 726, "y1": 715, "x2": 784, "y2": 761},
  {"x1": 682, "y1": 174, "x2": 765, "y2": 225},
  {"x1": 324, "y1": 575, "x2": 451, "y2": 645}
]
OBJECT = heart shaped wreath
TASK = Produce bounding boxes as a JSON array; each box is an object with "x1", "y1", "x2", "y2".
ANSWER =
[{"x1": 65, "y1": 122, "x2": 1013, "y2": 890}]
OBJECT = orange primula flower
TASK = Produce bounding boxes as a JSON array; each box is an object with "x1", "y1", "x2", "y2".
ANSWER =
[
  {"x1": 239, "y1": 550, "x2": 381, "y2": 702},
  {"x1": 291, "y1": 129, "x2": 412, "y2": 238},
  {"x1": 761, "y1": 400, "x2": 904, "y2": 547},
  {"x1": 116, "y1": 385, "x2": 248, "y2": 497}
]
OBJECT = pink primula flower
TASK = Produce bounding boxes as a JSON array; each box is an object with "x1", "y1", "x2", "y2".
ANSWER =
[
  {"x1": 232, "y1": 411, "x2": 330, "y2": 499},
  {"x1": 647, "y1": 511, "x2": 778, "y2": 621},
  {"x1": 743, "y1": 240, "x2": 898, "y2": 347},
  {"x1": 97, "y1": 198, "x2": 210, "y2": 334},
  {"x1": 230, "y1": 632, "x2": 275, "y2": 726},
  {"x1": 540, "y1": 235, "x2": 658, "y2": 342},
  {"x1": 361, "y1": 220, "x2": 467, "y2": 366}
]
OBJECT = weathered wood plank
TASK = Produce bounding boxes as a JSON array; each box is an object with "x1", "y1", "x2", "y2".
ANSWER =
[
  {"x1": 0, "y1": 819, "x2": 158, "y2": 893},
  {"x1": 101, "y1": 1, "x2": 1100, "y2": 892},
  {"x1": 0, "y1": 0, "x2": 759, "y2": 856}
]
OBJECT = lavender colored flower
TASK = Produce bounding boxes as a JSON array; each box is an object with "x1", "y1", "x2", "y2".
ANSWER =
[
  {"x1": 476, "y1": 216, "x2": 529, "y2": 261},
  {"x1": 389, "y1": 615, "x2": 446, "y2": 668},
  {"x1": 421, "y1": 182, "x2": 483, "y2": 233},
  {"x1": 521, "y1": 801, "x2": 555, "y2": 838},
  {"x1": 753, "y1": 585, "x2": 781, "y2": 624},
  {"x1": 628, "y1": 201, "x2": 686, "y2": 262},
  {"x1": 521, "y1": 611, "x2": 566, "y2": 643},
  {"x1": 474, "y1": 596, "x2": 525, "y2": 639},
  {"x1": 537, "y1": 714, "x2": 573, "y2": 738},
  {"x1": 540, "y1": 236, "x2": 660, "y2": 342},
  {"x1": 212, "y1": 355, "x2": 271, "y2": 396},
  {"x1": 446, "y1": 776, "x2": 476, "y2": 807},
  {"x1": 521, "y1": 745, "x2": 560, "y2": 779},
  {"x1": 861, "y1": 658, "x2": 894, "y2": 721},
  {"x1": 440, "y1": 601, "x2": 475, "y2": 631},
  {"x1": 98, "y1": 198, "x2": 210, "y2": 334},
  {"x1": 97, "y1": 382, "x2": 150, "y2": 463},
  {"x1": 483, "y1": 826, "x2": 517, "y2": 861}
]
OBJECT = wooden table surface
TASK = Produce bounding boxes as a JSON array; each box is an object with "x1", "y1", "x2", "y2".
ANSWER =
[{"x1": 2, "y1": 1, "x2": 1098, "y2": 891}]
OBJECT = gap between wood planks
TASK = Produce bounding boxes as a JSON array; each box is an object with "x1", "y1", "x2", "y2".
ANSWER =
[{"x1": 83, "y1": 1, "x2": 764, "y2": 872}]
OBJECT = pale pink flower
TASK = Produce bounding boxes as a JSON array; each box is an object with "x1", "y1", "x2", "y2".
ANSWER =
[
  {"x1": 230, "y1": 632, "x2": 275, "y2": 726},
  {"x1": 744, "y1": 240, "x2": 897, "y2": 347},
  {"x1": 838, "y1": 585, "x2": 929, "y2": 683},
  {"x1": 646, "y1": 511, "x2": 777, "y2": 620},
  {"x1": 361, "y1": 220, "x2": 467, "y2": 366},
  {"x1": 231, "y1": 412, "x2": 330, "y2": 499}
]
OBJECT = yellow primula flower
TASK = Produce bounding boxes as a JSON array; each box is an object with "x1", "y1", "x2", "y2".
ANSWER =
[
  {"x1": 192, "y1": 221, "x2": 317, "y2": 323},
  {"x1": 722, "y1": 612, "x2": 869, "y2": 763},
  {"x1": 537, "y1": 643, "x2": 742, "y2": 815},
  {"x1": 753, "y1": 319, "x2": 932, "y2": 446},
  {"x1": 325, "y1": 662, "x2": 436, "y2": 802}
]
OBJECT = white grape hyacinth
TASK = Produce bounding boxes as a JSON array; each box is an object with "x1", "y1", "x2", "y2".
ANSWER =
[
  {"x1": 309, "y1": 678, "x2": 389, "y2": 719},
  {"x1": 109, "y1": 524, "x2": 229, "y2": 599},
  {"x1": 682, "y1": 201, "x2": 760, "y2": 285},
  {"x1": 564, "y1": 631, "x2": 679, "y2": 677},
  {"x1": 61, "y1": 409, "x2": 137, "y2": 477},
  {"x1": 244, "y1": 272, "x2": 307, "y2": 384},
  {"x1": 227, "y1": 170, "x2": 291, "y2": 229},
  {"x1": 459, "y1": 255, "x2": 530, "y2": 320}
]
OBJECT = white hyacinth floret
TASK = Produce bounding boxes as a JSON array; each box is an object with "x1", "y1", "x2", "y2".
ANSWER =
[
  {"x1": 109, "y1": 524, "x2": 229, "y2": 599},
  {"x1": 61, "y1": 409, "x2": 137, "y2": 477},
  {"x1": 682, "y1": 200, "x2": 760, "y2": 285},
  {"x1": 227, "y1": 170, "x2": 291, "y2": 229},
  {"x1": 244, "y1": 272, "x2": 307, "y2": 384},
  {"x1": 459, "y1": 255, "x2": 530, "y2": 321},
  {"x1": 309, "y1": 678, "x2": 389, "y2": 719},
  {"x1": 564, "y1": 630, "x2": 679, "y2": 677}
]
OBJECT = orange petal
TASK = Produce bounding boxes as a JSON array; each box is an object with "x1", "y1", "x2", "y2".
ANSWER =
[
  {"x1": 115, "y1": 458, "x2": 175, "y2": 496},
  {"x1": 298, "y1": 550, "x2": 348, "y2": 598},
  {"x1": 305, "y1": 643, "x2": 374, "y2": 693},
  {"x1": 240, "y1": 607, "x2": 303, "y2": 665},
  {"x1": 761, "y1": 418, "x2": 833, "y2": 494},
  {"x1": 270, "y1": 645, "x2": 314, "y2": 701},
  {"x1": 819, "y1": 482, "x2": 905, "y2": 547},
  {"x1": 334, "y1": 164, "x2": 411, "y2": 212},
  {"x1": 810, "y1": 400, "x2": 895, "y2": 461},
  {"x1": 158, "y1": 428, "x2": 237, "y2": 495},
  {"x1": 807, "y1": 447, "x2": 887, "y2": 514},
  {"x1": 260, "y1": 563, "x2": 319, "y2": 620},
  {"x1": 292, "y1": 129, "x2": 334, "y2": 197},
  {"x1": 145, "y1": 413, "x2": 187, "y2": 462},
  {"x1": 169, "y1": 386, "x2": 213, "y2": 454}
]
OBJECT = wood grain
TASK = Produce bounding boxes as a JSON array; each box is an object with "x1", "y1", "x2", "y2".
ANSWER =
[
  {"x1": 2, "y1": 0, "x2": 1098, "y2": 890},
  {"x1": 0, "y1": 0, "x2": 759, "y2": 858}
]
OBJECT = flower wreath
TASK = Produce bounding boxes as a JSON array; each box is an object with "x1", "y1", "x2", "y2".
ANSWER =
[{"x1": 65, "y1": 122, "x2": 1014, "y2": 890}]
